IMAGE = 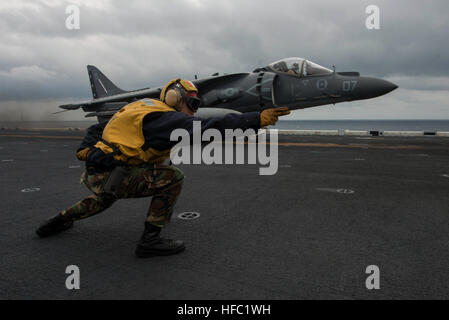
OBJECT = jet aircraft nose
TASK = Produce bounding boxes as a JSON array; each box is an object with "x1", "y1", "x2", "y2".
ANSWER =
[{"x1": 352, "y1": 77, "x2": 398, "y2": 100}]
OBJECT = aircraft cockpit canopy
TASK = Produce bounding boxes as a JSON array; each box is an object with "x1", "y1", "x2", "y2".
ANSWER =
[{"x1": 267, "y1": 57, "x2": 333, "y2": 77}]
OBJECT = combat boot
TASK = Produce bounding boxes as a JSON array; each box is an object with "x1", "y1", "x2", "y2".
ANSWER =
[
  {"x1": 36, "y1": 213, "x2": 74, "y2": 237},
  {"x1": 135, "y1": 222, "x2": 185, "y2": 258}
]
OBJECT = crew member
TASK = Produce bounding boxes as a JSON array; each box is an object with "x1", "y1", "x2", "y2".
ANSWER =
[{"x1": 36, "y1": 79, "x2": 290, "y2": 258}]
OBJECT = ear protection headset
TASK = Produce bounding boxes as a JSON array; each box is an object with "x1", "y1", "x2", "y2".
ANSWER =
[{"x1": 163, "y1": 79, "x2": 183, "y2": 107}]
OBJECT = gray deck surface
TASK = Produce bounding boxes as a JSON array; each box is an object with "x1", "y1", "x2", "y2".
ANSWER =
[{"x1": 1, "y1": 129, "x2": 449, "y2": 299}]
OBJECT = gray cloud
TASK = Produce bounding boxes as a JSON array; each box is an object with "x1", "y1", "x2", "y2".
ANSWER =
[{"x1": 0, "y1": 0, "x2": 448, "y2": 120}]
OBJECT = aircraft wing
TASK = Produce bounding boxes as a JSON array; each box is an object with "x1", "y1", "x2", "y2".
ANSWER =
[
  {"x1": 192, "y1": 73, "x2": 250, "y2": 90},
  {"x1": 58, "y1": 87, "x2": 162, "y2": 110},
  {"x1": 59, "y1": 73, "x2": 251, "y2": 111}
]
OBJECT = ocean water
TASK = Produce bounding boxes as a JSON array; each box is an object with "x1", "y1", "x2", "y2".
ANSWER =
[
  {"x1": 1, "y1": 120, "x2": 449, "y2": 132},
  {"x1": 273, "y1": 120, "x2": 449, "y2": 132}
]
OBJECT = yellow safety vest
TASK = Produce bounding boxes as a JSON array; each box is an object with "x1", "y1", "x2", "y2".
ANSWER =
[{"x1": 94, "y1": 98, "x2": 176, "y2": 165}]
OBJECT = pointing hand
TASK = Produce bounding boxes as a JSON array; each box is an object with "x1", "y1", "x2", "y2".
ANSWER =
[{"x1": 260, "y1": 107, "x2": 290, "y2": 127}]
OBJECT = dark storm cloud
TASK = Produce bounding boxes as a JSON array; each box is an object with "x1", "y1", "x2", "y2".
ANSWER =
[{"x1": 0, "y1": 0, "x2": 448, "y2": 120}]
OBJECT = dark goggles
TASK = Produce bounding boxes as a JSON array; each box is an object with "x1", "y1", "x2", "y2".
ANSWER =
[{"x1": 184, "y1": 91, "x2": 201, "y2": 112}]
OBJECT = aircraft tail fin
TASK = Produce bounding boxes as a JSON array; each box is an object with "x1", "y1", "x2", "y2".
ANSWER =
[{"x1": 87, "y1": 65, "x2": 126, "y2": 99}]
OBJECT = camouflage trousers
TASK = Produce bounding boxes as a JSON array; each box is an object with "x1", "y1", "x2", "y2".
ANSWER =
[{"x1": 60, "y1": 164, "x2": 184, "y2": 227}]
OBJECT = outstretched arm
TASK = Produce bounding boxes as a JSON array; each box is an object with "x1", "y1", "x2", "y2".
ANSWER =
[{"x1": 142, "y1": 107, "x2": 290, "y2": 151}]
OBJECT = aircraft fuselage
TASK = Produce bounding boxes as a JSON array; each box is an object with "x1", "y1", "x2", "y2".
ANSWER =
[{"x1": 58, "y1": 59, "x2": 397, "y2": 121}]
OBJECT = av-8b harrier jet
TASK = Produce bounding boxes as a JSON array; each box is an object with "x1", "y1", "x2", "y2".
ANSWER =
[{"x1": 59, "y1": 57, "x2": 398, "y2": 122}]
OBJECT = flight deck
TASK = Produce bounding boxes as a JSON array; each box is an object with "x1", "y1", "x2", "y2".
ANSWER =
[{"x1": 1, "y1": 128, "x2": 449, "y2": 299}]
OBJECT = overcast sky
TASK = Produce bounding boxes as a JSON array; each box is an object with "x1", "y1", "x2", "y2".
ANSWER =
[{"x1": 0, "y1": 0, "x2": 448, "y2": 121}]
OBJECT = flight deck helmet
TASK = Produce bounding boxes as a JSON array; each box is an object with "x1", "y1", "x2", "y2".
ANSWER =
[{"x1": 160, "y1": 79, "x2": 201, "y2": 112}]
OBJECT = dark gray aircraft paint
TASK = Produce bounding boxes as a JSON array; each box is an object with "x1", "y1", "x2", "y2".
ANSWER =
[{"x1": 59, "y1": 57, "x2": 398, "y2": 122}]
